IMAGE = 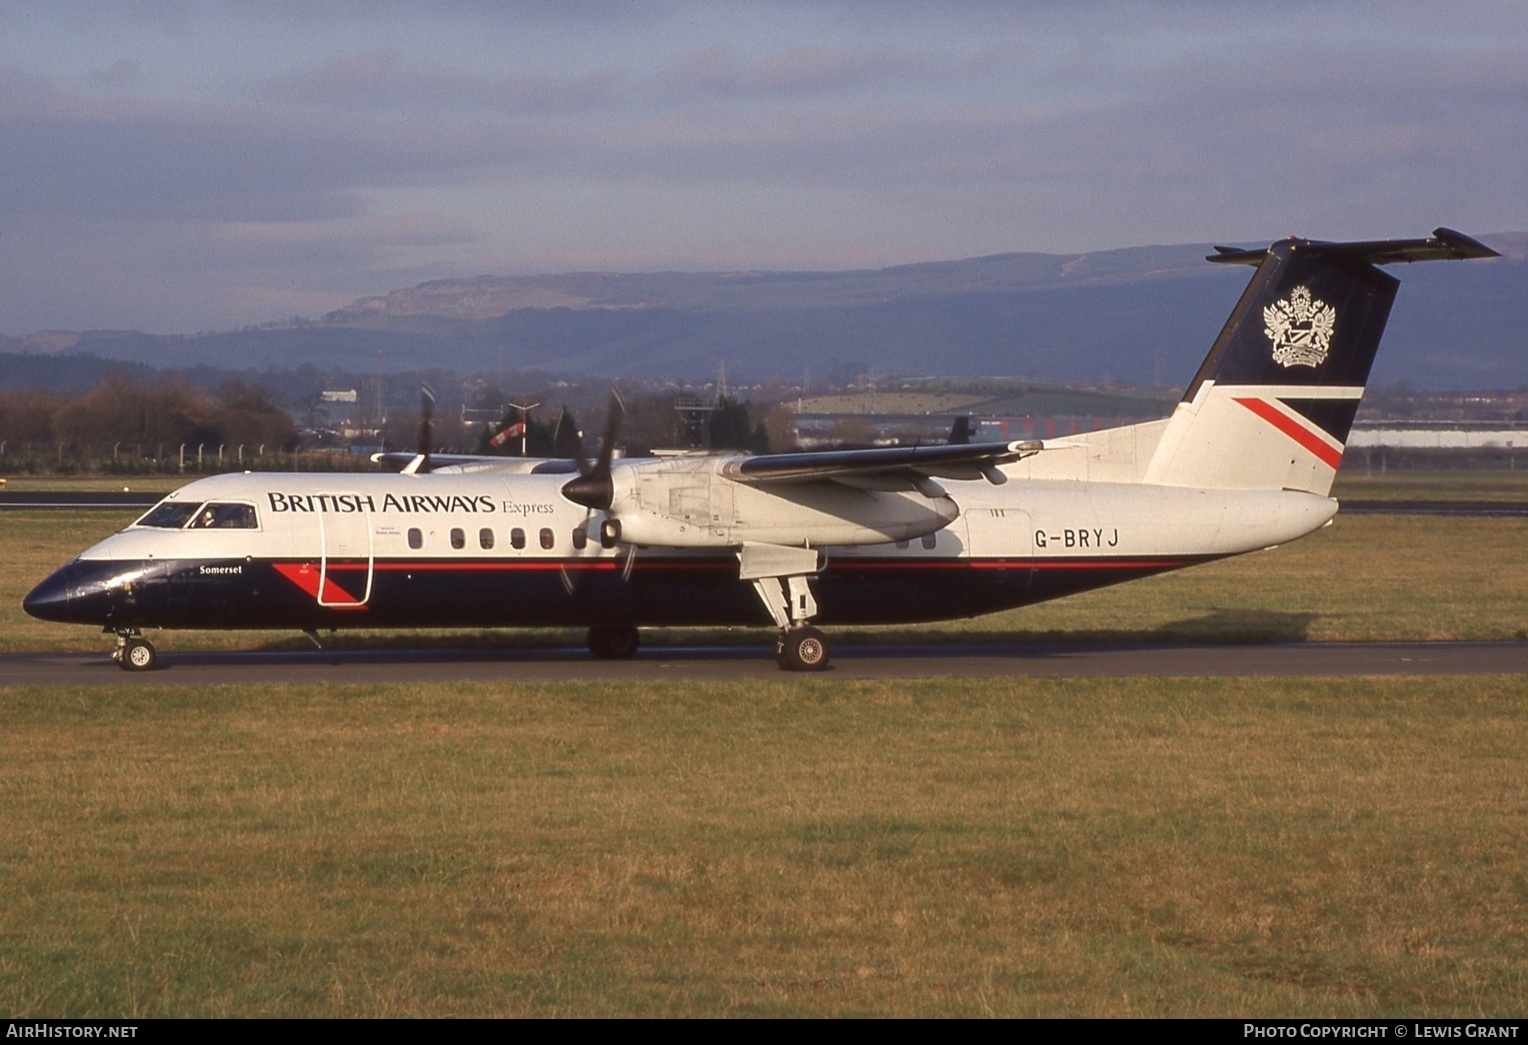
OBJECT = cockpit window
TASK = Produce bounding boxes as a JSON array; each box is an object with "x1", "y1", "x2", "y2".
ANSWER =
[
  {"x1": 191, "y1": 503, "x2": 258, "y2": 529},
  {"x1": 136, "y1": 501, "x2": 202, "y2": 529}
]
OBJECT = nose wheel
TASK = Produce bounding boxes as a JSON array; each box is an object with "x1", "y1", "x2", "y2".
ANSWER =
[{"x1": 112, "y1": 631, "x2": 158, "y2": 672}]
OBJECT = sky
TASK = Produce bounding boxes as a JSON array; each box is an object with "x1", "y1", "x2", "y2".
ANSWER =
[{"x1": 2, "y1": 0, "x2": 1525, "y2": 334}]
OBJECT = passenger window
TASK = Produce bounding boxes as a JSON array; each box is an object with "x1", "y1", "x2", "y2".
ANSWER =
[
  {"x1": 511, "y1": 528, "x2": 525, "y2": 550},
  {"x1": 408, "y1": 528, "x2": 423, "y2": 550},
  {"x1": 479, "y1": 528, "x2": 494, "y2": 550},
  {"x1": 572, "y1": 527, "x2": 587, "y2": 550},
  {"x1": 895, "y1": 539, "x2": 910, "y2": 550},
  {"x1": 450, "y1": 528, "x2": 465, "y2": 550},
  {"x1": 922, "y1": 533, "x2": 937, "y2": 550},
  {"x1": 539, "y1": 528, "x2": 554, "y2": 550}
]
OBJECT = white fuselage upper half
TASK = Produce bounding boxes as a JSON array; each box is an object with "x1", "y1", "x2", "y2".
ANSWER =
[{"x1": 75, "y1": 469, "x2": 1336, "y2": 568}]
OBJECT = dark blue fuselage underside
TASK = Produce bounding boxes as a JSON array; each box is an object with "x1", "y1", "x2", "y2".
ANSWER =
[{"x1": 25, "y1": 553, "x2": 1212, "y2": 632}]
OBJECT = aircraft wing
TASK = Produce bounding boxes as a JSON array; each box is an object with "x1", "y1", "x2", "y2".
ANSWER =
[
  {"x1": 371, "y1": 452, "x2": 579, "y2": 475},
  {"x1": 718, "y1": 440, "x2": 1042, "y2": 488}
]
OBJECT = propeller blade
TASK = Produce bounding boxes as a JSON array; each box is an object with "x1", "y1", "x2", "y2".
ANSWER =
[
  {"x1": 552, "y1": 406, "x2": 583, "y2": 464},
  {"x1": 401, "y1": 384, "x2": 437, "y2": 474},
  {"x1": 593, "y1": 389, "x2": 624, "y2": 475},
  {"x1": 560, "y1": 391, "x2": 624, "y2": 511},
  {"x1": 418, "y1": 384, "x2": 436, "y2": 461}
]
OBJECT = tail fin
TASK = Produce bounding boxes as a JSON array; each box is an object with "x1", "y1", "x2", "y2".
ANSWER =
[{"x1": 1142, "y1": 228, "x2": 1497, "y2": 493}]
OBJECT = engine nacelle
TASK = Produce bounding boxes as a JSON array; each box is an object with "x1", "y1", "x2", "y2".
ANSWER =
[{"x1": 605, "y1": 463, "x2": 959, "y2": 549}]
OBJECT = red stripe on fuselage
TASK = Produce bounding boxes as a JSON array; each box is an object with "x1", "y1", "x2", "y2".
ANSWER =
[
  {"x1": 1232, "y1": 396, "x2": 1344, "y2": 469},
  {"x1": 272, "y1": 561, "x2": 368, "y2": 609}
]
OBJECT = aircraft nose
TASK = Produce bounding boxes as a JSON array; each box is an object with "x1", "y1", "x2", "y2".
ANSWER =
[
  {"x1": 23, "y1": 560, "x2": 145, "y2": 625},
  {"x1": 23, "y1": 566, "x2": 75, "y2": 622}
]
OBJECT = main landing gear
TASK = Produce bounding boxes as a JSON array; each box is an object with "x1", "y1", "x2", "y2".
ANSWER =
[
  {"x1": 775, "y1": 625, "x2": 830, "y2": 672},
  {"x1": 587, "y1": 624, "x2": 640, "y2": 660},
  {"x1": 110, "y1": 629, "x2": 157, "y2": 672},
  {"x1": 741, "y1": 544, "x2": 832, "y2": 673}
]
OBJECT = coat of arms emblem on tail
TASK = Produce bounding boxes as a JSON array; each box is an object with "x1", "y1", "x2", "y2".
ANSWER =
[{"x1": 1264, "y1": 285, "x2": 1336, "y2": 367}]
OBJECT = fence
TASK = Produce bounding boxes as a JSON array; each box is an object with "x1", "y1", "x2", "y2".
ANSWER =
[{"x1": 0, "y1": 442, "x2": 383, "y2": 476}]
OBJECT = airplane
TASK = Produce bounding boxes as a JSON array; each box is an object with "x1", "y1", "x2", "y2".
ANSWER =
[{"x1": 23, "y1": 228, "x2": 1499, "y2": 672}]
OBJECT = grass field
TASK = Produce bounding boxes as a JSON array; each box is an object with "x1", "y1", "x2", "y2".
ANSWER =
[
  {"x1": 1331, "y1": 470, "x2": 1528, "y2": 502},
  {"x1": 4, "y1": 479, "x2": 1526, "y2": 1018},
  {"x1": 1, "y1": 676, "x2": 1524, "y2": 1017},
  {"x1": 0, "y1": 476, "x2": 182, "y2": 494}
]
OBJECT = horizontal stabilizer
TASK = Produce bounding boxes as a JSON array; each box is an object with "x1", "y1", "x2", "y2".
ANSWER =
[{"x1": 1208, "y1": 227, "x2": 1499, "y2": 267}]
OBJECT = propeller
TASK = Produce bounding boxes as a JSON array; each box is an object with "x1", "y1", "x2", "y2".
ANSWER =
[
  {"x1": 401, "y1": 384, "x2": 436, "y2": 475},
  {"x1": 559, "y1": 391, "x2": 636, "y2": 593},
  {"x1": 560, "y1": 390, "x2": 625, "y2": 516},
  {"x1": 551, "y1": 405, "x2": 582, "y2": 462}
]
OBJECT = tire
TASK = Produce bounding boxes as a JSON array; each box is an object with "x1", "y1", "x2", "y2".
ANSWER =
[
  {"x1": 780, "y1": 626, "x2": 830, "y2": 672},
  {"x1": 588, "y1": 625, "x2": 639, "y2": 659},
  {"x1": 120, "y1": 638, "x2": 157, "y2": 672}
]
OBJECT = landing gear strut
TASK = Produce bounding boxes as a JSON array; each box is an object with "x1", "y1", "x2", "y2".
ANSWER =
[
  {"x1": 111, "y1": 630, "x2": 157, "y2": 672},
  {"x1": 588, "y1": 624, "x2": 640, "y2": 659},
  {"x1": 740, "y1": 544, "x2": 831, "y2": 672}
]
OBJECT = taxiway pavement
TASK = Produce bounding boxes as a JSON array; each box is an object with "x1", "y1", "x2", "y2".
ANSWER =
[{"x1": 2, "y1": 641, "x2": 1525, "y2": 687}]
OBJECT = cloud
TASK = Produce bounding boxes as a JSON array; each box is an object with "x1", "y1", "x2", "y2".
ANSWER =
[
  {"x1": 265, "y1": 46, "x2": 625, "y2": 116},
  {"x1": 654, "y1": 41, "x2": 929, "y2": 100},
  {"x1": 0, "y1": 66, "x2": 550, "y2": 226},
  {"x1": 2, "y1": 1, "x2": 1526, "y2": 334},
  {"x1": 89, "y1": 58, "x2": 144, "y2": 88}
]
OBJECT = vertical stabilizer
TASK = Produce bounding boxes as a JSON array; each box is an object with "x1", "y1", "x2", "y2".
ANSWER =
[{"x1": 1142, "y1": 229, "x2": 1497, "y2": 494}]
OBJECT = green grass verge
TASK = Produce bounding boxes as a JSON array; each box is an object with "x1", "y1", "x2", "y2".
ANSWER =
[
  {"x1": 1331, "y1": 470, "x2": 1528, "y2": 502},
  {"x1": 2, "y1": 676, "x2": 1525, "y2": 1017},
  {"x1": 0, "y1": 476, "x2": 182, "y2": 494}
]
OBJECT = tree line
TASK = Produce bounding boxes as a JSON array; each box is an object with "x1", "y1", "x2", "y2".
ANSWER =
[
  {"x1": 0, "y1": 375, "x2": 300, "y2": 465},
  {"x1": 472, "y1": 393, "x2": 776, "y2": 457}
]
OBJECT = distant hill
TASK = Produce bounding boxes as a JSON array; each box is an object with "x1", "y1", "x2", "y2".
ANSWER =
[
  {"x1": 0, "y1": 346, "x2": 155, "y2": 392},
  {"x1": 9, "y1": 234, "x2": 1526, "y2": 389}
]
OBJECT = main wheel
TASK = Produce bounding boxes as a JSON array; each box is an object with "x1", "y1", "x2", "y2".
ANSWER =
[
  {"x1": 120, "y1": 638, "x2": 157, "y2": 672},
  {"x1": 587, "y1": 625, "x2": 640, "y2": 659},
  {"x1": 778, "y1": 626, "x2": 830, "y2": 672}
]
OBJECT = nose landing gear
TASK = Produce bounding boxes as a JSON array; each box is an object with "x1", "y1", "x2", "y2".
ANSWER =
[{"x1": 111, "y1": 630, "x2": 157, "y2": 672}]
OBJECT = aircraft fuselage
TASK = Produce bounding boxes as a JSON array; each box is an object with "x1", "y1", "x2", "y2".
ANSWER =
[{"x1": 24, "y1": 470, "x2": 1337, "y2": 633}]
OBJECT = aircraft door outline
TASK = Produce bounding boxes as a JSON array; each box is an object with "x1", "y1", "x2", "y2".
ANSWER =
[{"x1": 317, "y1": 496, "x2": 374, "y2": 607}]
